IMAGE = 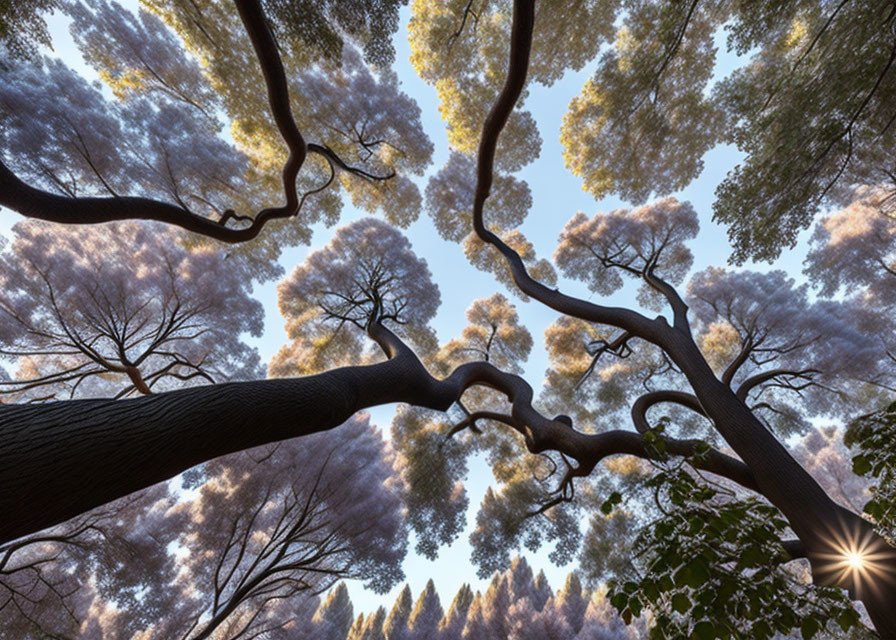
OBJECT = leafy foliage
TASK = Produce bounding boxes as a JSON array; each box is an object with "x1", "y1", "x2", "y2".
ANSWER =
[
  {"x1": 271, "y1": 217, "x2": 439, "y2": 376},
  {"x1": 846, "y1": 402, "x2": 896, "y2": 543},
  {"x1": 0, "y1": 220, "x2": 264, "y2": 400},
  {"x1": 559, "y1": 0, "x2": 896, "y2": 262},
  {"x1": 607, "y1": 464, "x2": 867, "y2": 640},
  {"x1": 0, "y1": 0, "x2": 58, "y2": 61}
]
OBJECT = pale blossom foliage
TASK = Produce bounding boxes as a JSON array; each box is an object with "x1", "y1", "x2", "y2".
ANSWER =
[
  {"x1": 67, "y1": 0, "x2": 217, "y2": 113},
  {"x1": 793, "y1": 427, "x2": 872, "y2": 515},
  {"x1": 0, "y1": 57, "x2": 260, "y2": 217},
  {"x1": 0, "y1": 483, "x2": 185, "y2": 640},
  {"x1": 272, "y1": 218, "x2": 439, "y2": 376},
  {"x1": 555, "y1": 198, "x2": 698, "y2": 310},
  {"x1": 295, "y1": 47, "x2": 433, "y2": 227},
  {"x1": 0, "y1": 58, "x2": 128, "y2": 196},
  {"x1": 158, "y1": 413, "x2": 405, "y2": 639},
  {"x1": 0, "y1": 220, "x2": 263, "y2": 400},
  {"x1": 391, "y1": 407, "x2": 469, "y2": 560},
  {"x1": 425, "y1": 151, "x2": 531, "y2": 243},
  {"x1": 687, "y1": 267, "x2": 887, "y2": 423},
  {"x1": 806, "y1": 191, "x2": 896, "y2": 302},
  {"x1": 433, "y1": 293, "x2": 532, "y2": 376}
]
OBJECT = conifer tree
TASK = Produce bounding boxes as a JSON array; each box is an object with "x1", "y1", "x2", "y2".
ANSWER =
[
  {"x1": 312, "y1": 583, "x2": 354, "y2": 640},
  {"x1": 439, "y1": 584, "x2": 474, "y2": 640},
  {"x1": 554, "y1": 573, "x2": 588, "y2": 635},
  {"x1": 408, "y1": 579, "x2": 443, "y2": 640},
  {"x1": 384, "y1": 584, "x2": 413, "y2": 640},
  {"x1": 353, "y1": 607, "x2": 387, "y2": 640}
]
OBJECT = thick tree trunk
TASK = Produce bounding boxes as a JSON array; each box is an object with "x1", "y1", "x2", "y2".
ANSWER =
[
  {"x1": 663, "y1": 325, "x2": 896, "y2": 637},
  {"x1": 0, "y1": 355, "x2": 454, "y2": 543}
]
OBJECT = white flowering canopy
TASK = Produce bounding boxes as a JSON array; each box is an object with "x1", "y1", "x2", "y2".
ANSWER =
[
  {"x1": 0, "y1": 220, "x2": 264, "y2": 399},
  {"x1": 272, "y1": 217, "x2": 440, "y2": 376}
]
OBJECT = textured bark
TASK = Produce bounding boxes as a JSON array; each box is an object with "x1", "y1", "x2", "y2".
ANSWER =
[
  {"x1": 468, "y1": 1, "x2": 896, "y2": 635},
  {"x1": 0, "y1": 354, "x2": 447, "y2": 543}
]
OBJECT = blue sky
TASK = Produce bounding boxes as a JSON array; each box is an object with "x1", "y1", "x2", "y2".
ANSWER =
[{"x1": 0, "y1": 0, "x2": 821, "y2": 616}]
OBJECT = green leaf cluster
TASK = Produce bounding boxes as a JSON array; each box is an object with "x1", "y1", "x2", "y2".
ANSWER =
[
  {"x1": 607, "y1": 468, "x2": 867, "y2": 639},
  {"x1": 846, "y1": 401, "x2": 896, "y2": 542}
]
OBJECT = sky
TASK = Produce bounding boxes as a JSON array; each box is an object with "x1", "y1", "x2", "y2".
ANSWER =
[{"x1": 0, "y1": 0, "x2": 823, "y2": 618}]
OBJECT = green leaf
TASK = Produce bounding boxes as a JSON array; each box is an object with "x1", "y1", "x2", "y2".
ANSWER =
[
  {"x1": 672, "y1": 593, "x2": 690, "y2": 614},
  {"x1": 852, "y1": 455, "x2": 872, "y2": 476},
  {"x1": 643, "y1": 581, "x2": 661, "y2": 602},
  {"x1": 800, "y1": 617, "x2": 820, "y2": 640},
  {"x1": 740, "y1": 544, "x2": 766, "y2": 568},
  {"x1": 601, "y1": 491, "x2": 622, "y2": 514},
  {"x1": 686, "y1": 560, "x2": 709, "y2": 588},
  {"x1": 837, "y1": 609, "x2": 858, "y2": 632},
  {"x1": 610, "y1": 592, "x2": 628, "y2": 611},
  {"x1": 692, "y1": 621, "x2": 716, "y2": 640},
  {"x1": 751, "y1": 620, "x2": 772, "y2": 639}
]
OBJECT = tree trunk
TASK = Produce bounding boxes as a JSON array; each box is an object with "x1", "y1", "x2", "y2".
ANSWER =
[
  {"x1": 664, "y1": 325, "x2": 896, "y2": 637},
  {"x1": 0, "y1": 355, "x2": 453, "y2": 543}
]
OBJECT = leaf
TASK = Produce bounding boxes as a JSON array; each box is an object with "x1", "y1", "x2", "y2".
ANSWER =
[
  {"x1": 692, "y1": 621, "x2": 716, "y2": 640},
  {"x1": 852, "y1": 455, "x2": 872, "y2": 476},
  {"x1": 837, "y1": 609, "x2": 858, "y2": 632},
  {"x1": 610, "y1": 592, "x2": 628, "y2": 611},
  {"x1": 800, "y1": 617, "x2": 820, "y2": 640},
  {"x1": 751, "y1": 620, "x2": 772, "y2": 639},
  {"x1": 601, "y1": 491, "x2": 622, "y2": 514},
  {"x1": 672, "y1": 592, "x2": 690, "y2": 614}
]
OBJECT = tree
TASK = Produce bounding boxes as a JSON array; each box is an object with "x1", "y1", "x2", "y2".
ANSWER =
[
  {"x1": 162, "y1": 413, "x2": 405, "y2": 640},
  {"x1": 384, "y1": 584, "x2": 413, "y2": 640},
  {"x1": 0, "y1": 0, "x2": 58, "y2": 61},
  {"x1": 312, "y1": 583, "x2": 355, "y2": 640},
  {"x1": 407, "y1": 579, "x2": 444, "y2": 640},
  {"x1": 307, "y1": 558, "x2": 636, "y2": 640},
  {"x1": 557, "y1": 0, "x2": 896, "y2": 262},
  {"x1": 0, "y1": 483, "x2": 184, "y2": 640},
  {"x1": 2, "y1": 0, "x2": 896, "y2": 636},
  {"x1": 439, "y1": 584, "x2": 474, "y2": 640},
  {"x1": 0, "y1": 220, "x2": 264, "y2": 400}
]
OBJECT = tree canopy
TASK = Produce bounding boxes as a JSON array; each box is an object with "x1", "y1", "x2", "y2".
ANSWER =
[{"x1": 2, "y1": 0, "x2": 896, "y2": 638}]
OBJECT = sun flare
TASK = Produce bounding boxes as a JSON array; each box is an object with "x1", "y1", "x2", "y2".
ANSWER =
[{"x1": 845, "y1": 549, "x2": 866, "y2": 571}]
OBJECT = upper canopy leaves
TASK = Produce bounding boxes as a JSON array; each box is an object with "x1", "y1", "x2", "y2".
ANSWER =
[
  {"x1": 555, "y1": 197, "x2": 698, "y2": 310},
  {"x1": 272, "y1": 217, "x2": 439, "y2": 376}
]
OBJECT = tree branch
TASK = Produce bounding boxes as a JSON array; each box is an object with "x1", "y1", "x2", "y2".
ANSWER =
[
  {"x1": 630, "y1": 389, "x2": 705, "y2": 435},
  {"x1": 0, "y1": 0, "x2": 308, "y2": 243},
  {"x1": 735, "y1": 368, "x2": 820, "y2": 401},
  {"x1": 469, "y1": 0, "x2": 663, "y2": 344}
]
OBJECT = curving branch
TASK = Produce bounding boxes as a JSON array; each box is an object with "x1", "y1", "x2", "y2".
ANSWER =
[
  {"x1": 468, "y1": 0, "x2": 663, "y2": 344},
  {"x1": 0, "y1": 0, "x2": 395, "y2": 244},
  {"x1": 1, "y1": 0, "x2": 306, "y2": 242},
  {"x1": 307, "y1": 144, "x2": 395, "y2": 182},
  {"x1": 643, "y1": 260, "x2": 690, "y2": 331},
  {"x1": 630, "y1": 389, "x2": 705, "y2": 434},
  {"x1": 735, "y1": 368, "x2": 821, "y2": 402},
  {"x1": 721, "y1": 335, "x2": 755, "y2": 386},
  {"x1": 444, "y1": 409, "x2": 513, "y2": 440}
]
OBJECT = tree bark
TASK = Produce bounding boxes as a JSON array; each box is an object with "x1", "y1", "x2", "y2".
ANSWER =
[
  {"x1": 0, "y1": 354, "x2": 452, "y2": 543},
  {"x1": 662, "y1": 324, "x2": 896, "y2": 637}
]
